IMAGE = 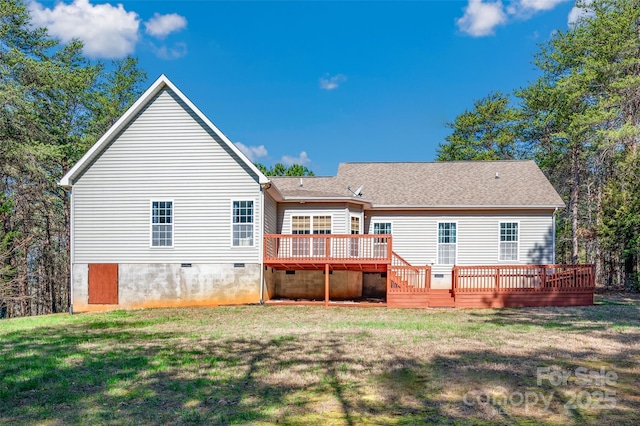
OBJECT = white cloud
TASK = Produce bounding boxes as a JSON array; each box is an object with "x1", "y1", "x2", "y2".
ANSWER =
[
  {"x1": 519, "y1": 0, "x2": 566, "y2": 12},
  {"x1": 456, "y1": 0, "x2": 507, "y2": 37},
  {"x1": 508, "y1": 0, "x2": 568, "y2": 19},
  {"x1": 151, "y1": 42, "x2": 188, "y2": 60},
  {"x1": 457, "y1": 0, "x2": 568, "y2": 37},
  {"x1": 281, "y1": 151, "x2": 311, "y2": 166},
  {"x1": 568, "y1": 0, "x2": 594, "y2": 26},
  {"x1": 29, "y1": 0, "x2": 139, "y2": 58},
  {"x1": 145, "y1": 12, "x2": 187, "y2": 39},
  {"x1": 319, "y1": 73, "x2": 346, "y2": 90},
  {"x1": 235, "y1": 143, "x2": 268, "y2": 162}
]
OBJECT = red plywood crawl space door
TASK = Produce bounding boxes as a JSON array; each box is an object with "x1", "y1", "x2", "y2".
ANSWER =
[{"x1": 88, "y1": 264, "x2": 118, "y2": 304}]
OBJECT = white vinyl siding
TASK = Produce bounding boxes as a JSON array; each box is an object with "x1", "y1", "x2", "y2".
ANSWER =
[
  {"x1": 232, "y1": 200, "x2": 254, "y2": 247},
  {"x1": 279, "y1": 203, "x2": 348, "y2": 234},
  {"x1": 151, "y1": 200, "x2": 173, "y2": 247},
  {"x1": 367, "y1": 211, "x2": 555, "y2": 275},
  {"x1": 72, "y1": 88, "x2": 262, "y2": 263},
  {"x1": 264, "y1": 191, "x2": 278, "y2": 234},
  {"x1": 499, "y1": 222, "x2": 519, "y2": 261}
]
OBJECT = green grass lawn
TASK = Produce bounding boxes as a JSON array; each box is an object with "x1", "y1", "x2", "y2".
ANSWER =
[{"x1": 1, "y1": 294, "x2": 639, "y2": 425}]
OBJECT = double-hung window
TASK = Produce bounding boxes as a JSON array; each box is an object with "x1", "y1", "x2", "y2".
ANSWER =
[
  {"x1": 291, "y1": 216, "x2": 311, "y2": 235},
  {"x1": 350, "y1": 216, "x2": 361, "y2": 257},
  {"x1": 313, "y1": 216, "x2": 332, "y2": 235},
  {"x1": 312, "y1": 216, "x2": 331, "y2": 256},
  {"x1": 373, "y1": 222, "x2": 391, "y2": 258},
  {"x1": 351, "y1": 216, "x2": 361, "y2": 235},
  {"x1": 438, "y1": 222, "x2": 456, "y2": 264},
  {"x1": 291, "y1": 215, "x2": 332, "y2": 256},
  {"x1": 373, "y1": 222, "x2": 391, "y2": 235},
  {"x1": 151, "y1": 201, "x2": 173, "y2": 247},
  {"x1": 232, "y1": 200, "x2": 254, "y2": 246},
  {"x1": 292, "y1": 216, "x2": 311, "y2": 256},
  {"x1": 499, "y1": 222, "x2": 519, "y2": 261}
]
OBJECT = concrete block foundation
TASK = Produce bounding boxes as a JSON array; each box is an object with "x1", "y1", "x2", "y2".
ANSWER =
[
  {"x1": 266, "y1": 270, "x2": 363, "y2": 300},
  {"x1": 72, "y1": 263, "x2": 261, "y2": 312}
]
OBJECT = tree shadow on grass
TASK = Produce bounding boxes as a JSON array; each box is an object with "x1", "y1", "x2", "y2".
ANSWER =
[
  {"x1": 465, "y1": 301, "x2": 640, "y2": 346},
  {"x1": 1, "y1": 309, "x2": 639, "y2": 425}
]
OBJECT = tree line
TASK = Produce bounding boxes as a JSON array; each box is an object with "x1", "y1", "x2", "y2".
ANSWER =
[
  {"x1": 0, "y1": 0, "x2": 147, "y2": 318},
  {"x1": 437, "y1": 0, "x2": 640, "y2": 290},
  {"x1": 256, "y1": 163, "x2": 314, "y2": 176}
]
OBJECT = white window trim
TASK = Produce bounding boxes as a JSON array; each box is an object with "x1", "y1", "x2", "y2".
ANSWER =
[
  {"x1": 349, "y1": 214, "x2": 362, "y2": 234},
  {"x1": 312, "y1": 214, "x2": 334, "y2": 235},
  {"x1": 150, "y1": 199, "x2": 175, "y2": 249},
  {"x1": 291, "y1": 215, "x2": 311, "y2": 235},
  {"x1": 371, "y1": 220, "x2": 393, "y2": 235},
  {"x1": 289, "y1": 213, "x2": 335, "y2": 235},
  {"x1": 230, "y1": 199, "x2": 257, "y2": 248},
  {"x1": 288, "y1": 213, "x2": 334, "y2": 257},
  {"x1": 437, "y1": 221, "x2": 458, "y2": 265},
  {"x1": 498, "y1": 221, "x2": 520, "y2": 262}
]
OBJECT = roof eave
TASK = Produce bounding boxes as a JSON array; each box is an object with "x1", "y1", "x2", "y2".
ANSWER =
[
  {"x1": 264, "y1": 182, "x2": 285, "y2": 201},
  {"x1": 282, "y1": 196, "x2": 372, "y2": 207},
  {"x1": 369, "y1": 204, "x2": 566, "y2": 210}
]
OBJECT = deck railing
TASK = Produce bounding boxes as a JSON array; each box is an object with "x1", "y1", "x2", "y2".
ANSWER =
[
  {"x1": 388, "y1": 252, "x2": 431, "y2": 293},
  {"x1": 452, "y1": 264, "x2": 596, "y2": 292},
  {"x1": 264, "y1": 234, "x2": 392, "y2": 264}
]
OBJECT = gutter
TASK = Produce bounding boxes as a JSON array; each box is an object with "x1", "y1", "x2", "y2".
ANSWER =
[
  {"x1": 552, "y1": 207, "x2": 558, "y2": 264},
  {"x1": 369, "y1": 204, "x2": 566, "y2": 210},
  {"x1": 69, "y1": 189, "x2": 74, "y2": 314},
  {"x1": 280, "y1": 196, "x2": 373, "y2": 208}
]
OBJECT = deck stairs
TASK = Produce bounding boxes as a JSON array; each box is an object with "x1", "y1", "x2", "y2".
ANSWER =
[{"x1": 388, "y1": 252, "x2": 455, "y2": 307}]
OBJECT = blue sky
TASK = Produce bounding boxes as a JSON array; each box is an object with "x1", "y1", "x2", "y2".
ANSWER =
[{"x1": 30, "y1": 0, "x2": 586, "y2": 176}]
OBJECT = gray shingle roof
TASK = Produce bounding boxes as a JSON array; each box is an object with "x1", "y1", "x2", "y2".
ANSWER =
[{"x1": 270, "y1": 160, "x2": 565, "y2": 208}]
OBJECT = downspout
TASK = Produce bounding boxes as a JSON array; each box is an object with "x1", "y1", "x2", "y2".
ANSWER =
[
  {"x1": 69, "y1": 189, "x2": 74, "y2": 314},
  {"x1": 552, "y1": 207, "x2": 558, "y2": 264},
  {"x1": 259, "y1": 185, "x2": 265, "y2": 304}
]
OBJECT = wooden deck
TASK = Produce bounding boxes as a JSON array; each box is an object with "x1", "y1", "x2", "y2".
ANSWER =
[
  {"x1": 452, "y1": 264, "x2": 595, "y2": 308},
  {"x1": 263, "y1": 235, "x2": 595, "y2": 309},
  {"x1": 264, "y1": 234, "x2": 391, "y2": 271}
]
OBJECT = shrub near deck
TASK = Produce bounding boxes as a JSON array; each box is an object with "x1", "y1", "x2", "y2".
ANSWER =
[{"x1": 1, "y1": 294, "x2": 638, "y2": 425}]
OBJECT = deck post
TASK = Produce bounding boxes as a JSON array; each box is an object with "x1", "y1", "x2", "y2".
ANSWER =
[
  {"x1": 325, "y1": 237, "x2": 330, "y2": 262},
  {"x1": 324, "y1": 263, "x2": 329, "y2": 307},
  {"x1": 386, "y1": 267, "x2": 391, "y2": 294}
]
